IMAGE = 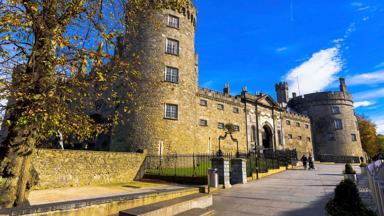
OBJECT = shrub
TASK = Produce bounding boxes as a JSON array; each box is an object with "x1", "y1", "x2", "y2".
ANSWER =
[
  {"x1": 360, "y1": 162, "x2": 368, "y2": 167},
  {"x1": 344, "y1": 163, "x2": 356, "y2": 174},
  {"x1": 326, "y1": 179, "x2": 376, "y2": 216}
]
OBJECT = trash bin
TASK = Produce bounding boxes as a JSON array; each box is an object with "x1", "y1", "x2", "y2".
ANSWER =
[{"x1": 208, "y1": 168, "x2": 218, "y2": 188}]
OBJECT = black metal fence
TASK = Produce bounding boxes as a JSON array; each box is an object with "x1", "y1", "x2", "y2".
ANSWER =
[{"x1": 142, "y1": 149, "x2": 297, "y2": 184}]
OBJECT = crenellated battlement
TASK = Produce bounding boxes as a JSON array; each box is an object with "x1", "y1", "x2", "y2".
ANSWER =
[
  {"x1": 283, "y1": 111, "x2": 310, "y2": 122},
  {"x1": 162, "y1": 0, "x2": 197, "y2": 27},
  {"x1": 289, "y1": 91, "x2": 353, "y2": 107},
  {"x1": 197, "y1": 87, "x2": 243, "y2": 106}
]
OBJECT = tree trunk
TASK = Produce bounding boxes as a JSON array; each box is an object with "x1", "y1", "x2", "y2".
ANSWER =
[{"x1": 0, "y1": 24, "x2": 58, "y2": 207}]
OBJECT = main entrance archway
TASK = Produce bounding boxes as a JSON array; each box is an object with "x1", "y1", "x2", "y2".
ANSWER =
[{"x1": 262, "y1": 125, "x2": 273, "y2": 149}]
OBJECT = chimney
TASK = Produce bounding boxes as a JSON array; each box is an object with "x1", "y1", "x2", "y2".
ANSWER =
[
  {"x1": 339, "y1": 77, "x2": 347, "y2": 93},
  {"x1": 292, "y1": 92, "x2": 297, "y2": 98},
  {"x1": 223, "y1": 83, "x2": 230, "y2": 95}
]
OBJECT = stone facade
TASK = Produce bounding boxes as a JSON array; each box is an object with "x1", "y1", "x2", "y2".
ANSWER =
[
  {"x1": 286, "y1": 78, "x2": 364, "y2": 161},
  {"x1": 32, "y1": 149, "x2": 146, "y2": 189},
  {"x1": 107, "y1": 0, "x2": 313, "y2": 157}
]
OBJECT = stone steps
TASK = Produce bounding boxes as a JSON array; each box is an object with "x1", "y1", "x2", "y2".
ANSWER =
[
  {"x1": 119, "y1": 193, "x2": 213, "y2": 216},
  {"x1": 0, "y1": 187, "x2": 200, "y2": 216},
  {"x1": 175, "y1": 208, "x2": 215, "y2": 216}
]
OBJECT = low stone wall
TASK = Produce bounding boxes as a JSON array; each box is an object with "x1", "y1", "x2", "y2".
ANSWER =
[{"x1": 32, "y1": 149, "x2": 146, "y2": 190}]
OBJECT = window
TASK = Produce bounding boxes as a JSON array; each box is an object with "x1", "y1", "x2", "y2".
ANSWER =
[
  {"x1": 305, "y1": 124, "x2": 309, "y2": 129},
  {"x1": 352, "y1": 134, "x2": 357, "y2": 142},
  {"x1": 234, "y1": 125, "x2": 240, "y2": 131},
  {"x1": 218, "y1": 122, "x2": 225, "y2": 129},
  {"x1": 251, "y1": 126, "x2": 257, "y2": 142},
  {"x1": 296, "y1": 122, "x2": 301, "y2": 127},
  {"x1": 298, "y1": 136, "x2": 302, "y2": 140},
  {"x1": 200, "y1": 99, "x2": 208, "y2": 106},
  {"x1": 199, "y1": 119, "x2": 208, "y2": 126},
  {"x1": 328, "y1": 133, "x2": 336, "y2": 141},
  {"x1": 167, "y1": 15, "x2": 179, "y2": 28},
  {"x1": 165, "y1": 104, "x2": 178, "y2": 119},
  {"x1": 165, "y1": 66, "x2": 179, "y2": 83},
  {"x1": 286, "y1": 120, "x2": 291, "y2": 125},
  {"x1": 278, "y1": 130, "x2": 283, "y2": 145},
  {"x1": 307, "y1": 137, "x2": 311, "y2": 142},
  {"x1": 217, "y1": 103, "x2": 224, "y2": 110},
  {"x1": 166, "y1": 38, "x2": 179, "y2": 55},
  {"x1": 334, "y1": 119, "x2": 343, "y2": 130},
  {"x1": 332, "y1": 106, "x2": 341, "y2": 114},
  {"x1": 288, "y1": 134, "x2": 293, "y2": 139},
  {"x1": 233, "y1": 107, "x2": 239, "y2": 113}
]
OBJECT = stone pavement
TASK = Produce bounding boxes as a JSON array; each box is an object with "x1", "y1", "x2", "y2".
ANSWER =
[
  {"x1": 212, "y1": 164, "x2": 352, "y2": 216},
  {"x1": 28, "y1": 181, "x2": 188, "y2": 205},
  {"x1": 358, "y1": 173, "x2": 378, "y2": 214}
]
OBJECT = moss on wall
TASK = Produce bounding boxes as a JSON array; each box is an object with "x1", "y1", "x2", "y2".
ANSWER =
[{"x1": 32, "y1": 149, "x2": 146, "y2": 190}]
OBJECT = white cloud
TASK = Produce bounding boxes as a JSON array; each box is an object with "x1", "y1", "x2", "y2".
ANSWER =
[
  {"x1": 354, "y1": 101, "x2": 375, "y2": 108},
  {"x1": 351, "y1": 2, "x2": 364, "y2": 7},
  {"x1": 348, "y1": 70, "x2": 384, "y2": 86},
  {"x1": 284, "y1": 47, "x2": 342, "y2": 95},
  {"x1": 201, "y1": 80, "x2": 214, "y2": 88},
  {"x1": 374, "y1": 116, "x2": 384, "y2": 134},
  {"x1": 353, "y1": 88, "x2": 384, "y2": 101},
  {"x1": 375, "y1": 62, "x2": 384, "y2": 68},
  {"x1": 276, "y1": 47, "x2": 288, "y2": 53}
]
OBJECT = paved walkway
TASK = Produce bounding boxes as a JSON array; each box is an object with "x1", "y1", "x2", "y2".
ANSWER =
[{"x1": 212, "y1": 164, "x2": 353, "y2": 216}]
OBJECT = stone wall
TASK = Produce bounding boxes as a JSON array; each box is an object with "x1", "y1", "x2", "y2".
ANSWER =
[
  {"x1": 288, "y1": 91, "x2": 364, "y2": 160},
  {"x1": 32, "y1": 149, "x2": 146, "y2": 190},
  {"x1": 195, "y1": 89, "x2": 247, "y2": 154},
  {"x1": 282, "y1": 112, "x2": 313, "y2": 158}
]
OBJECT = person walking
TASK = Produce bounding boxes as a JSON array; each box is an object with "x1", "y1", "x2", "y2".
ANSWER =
[
  {"x1": 301, "y1": 155, "x2": 308, "y2": 170},
  {"x1": 308, "y1": 154, "x2": 315, "y2": 170}
]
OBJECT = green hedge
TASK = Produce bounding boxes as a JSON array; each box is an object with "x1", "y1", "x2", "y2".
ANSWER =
[{"x1": 326, "y1": 179, "x2": 376, "y2": 216}]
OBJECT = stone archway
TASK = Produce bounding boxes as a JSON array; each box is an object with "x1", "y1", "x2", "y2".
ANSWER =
[{"x1": 262, "y1": 124, "x2": 273, "y2": 149}]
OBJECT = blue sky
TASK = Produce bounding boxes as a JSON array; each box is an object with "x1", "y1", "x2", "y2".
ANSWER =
[{"x1": 193, "y1": 0, "x2": 384, "y2": 133}]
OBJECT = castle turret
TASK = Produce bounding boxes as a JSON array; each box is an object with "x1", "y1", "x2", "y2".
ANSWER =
[
  {"x1": 339, "y1": 77, "x2": 347, "y2": 93},
  {"x1": 223, "y1": 83, "x2": 230, "y2": 95},
  {"x1": 287, "y1": 78, "x2": 363, "y2": 162},
  {"x1": 275, "y1": 82, "x2": 289, "y2": 104},
  {"x1": 111, "y1": 0, "x2": 198, "y2": 154}
]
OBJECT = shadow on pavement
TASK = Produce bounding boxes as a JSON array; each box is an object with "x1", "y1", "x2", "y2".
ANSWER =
[{"x1": 280, "y1": 195, "x2": 331, "y2": 216}]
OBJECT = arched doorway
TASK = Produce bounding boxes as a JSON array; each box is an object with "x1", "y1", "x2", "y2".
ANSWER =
[{"x1": 262, "y1": 125, "x2": 273, "y2": 149}]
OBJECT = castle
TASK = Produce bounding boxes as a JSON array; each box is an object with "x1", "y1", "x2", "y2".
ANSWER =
[{"x1": 99, "y1": 0, "x2": 363, "y2": 162}]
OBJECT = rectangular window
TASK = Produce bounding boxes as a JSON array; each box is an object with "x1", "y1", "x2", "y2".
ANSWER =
[
  {"x1": 298, "y1": 136, "x2": 302, "y2": 140},
  {"x1": 286, "y1": 120, "x2": 291, "y2": 125},
  {"x1": 334, "y1": 119, "x2": 343, "y2": 130},
  {"x1": 352, "y1": 134, "x2": 357, "y2": 142},
  {"x1": 278, "y1": 130, "x2": 283, "y2": 145},
  {"x1": 199, "y1": 119, "x2": 208, "y2": 126},
  {"x1": 288, "y1": 134, "x2": 293, "y2": 139},
  {"x1": 332, "y1": 106, "x2": 341, "y2": 114},
  {"x1": 305, "y1": 124, "x2": 309, "y2": 129},
  {"x1": 307, "y1": 137, "x2": 311, "y2": 142},
  {"x1": 328, "y1": 133, "x2": 336, "y2": 141},
  {"x1": 234, "y1": 125, "x2": 240, "y2": 131},
  {"x1": 233, "y1": 107, "x2": 239, "y2": 113},
  {"x1": 217, "y1": 103, "x2": 224, "y2": 110},
  {"x1": 200, "y1": 99, "x2": 208, "y2": 106},
  {"x1": 165, "y1": 66, "x2": 179, "y2": 83},
  {"x1": 218, "y1": 122, "x2": 225, "y2": 129},
  {"x1": 296, "y1": 122, "x2": 301, "y2": 127},
  {"x1": 166, "y1": 38, "x2": 179, "y2": 55},
  {"x1": 167, "y1": 15, "x2": 179, "y2": 28},
  {"x1": 165, "y1": 104, "x2": 178, "y2": 119}
]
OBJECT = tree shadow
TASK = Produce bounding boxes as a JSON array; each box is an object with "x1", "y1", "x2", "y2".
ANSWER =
[{"x1": 280, "y1": 194, "x2": 332, "y2": 216}]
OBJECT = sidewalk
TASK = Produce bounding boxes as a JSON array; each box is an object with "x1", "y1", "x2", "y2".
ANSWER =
[{"x1": 212, "y1": 164, "x2": 347, "y2": 216}]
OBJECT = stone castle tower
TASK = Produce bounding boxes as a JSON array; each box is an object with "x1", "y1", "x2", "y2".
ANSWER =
[
  {"x1": 111, "y1": 0, "x2": 199, "y2": 154},
  {"x1": 275, "y1": 82, "x2": 289, "y2": 105},
  {"x1": 286, "y1": 78, "x2": 364, "y2": 162}
]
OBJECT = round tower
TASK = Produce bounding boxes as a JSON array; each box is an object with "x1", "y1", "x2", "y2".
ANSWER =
[
  {"x1": 111, "y1": 0, "x2": 198, "y2": 154},
  {"x1": 287, "y1": 79, "x2": 363, "y2": 162}
]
